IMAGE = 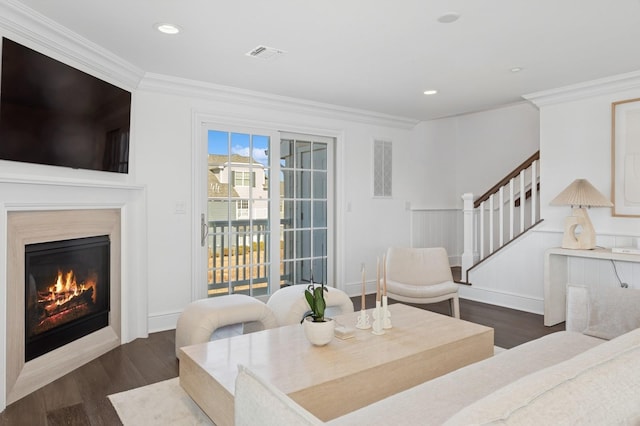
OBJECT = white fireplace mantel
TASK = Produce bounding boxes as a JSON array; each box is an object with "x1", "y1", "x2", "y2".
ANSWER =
[{"x1": 0, "y1": 176, "x2": 148, "y2": 411}]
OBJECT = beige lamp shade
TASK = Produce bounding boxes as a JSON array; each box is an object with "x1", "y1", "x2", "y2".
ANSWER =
[
  {"x1": 550, "y1": 179, "x2": 613, "y2": 207},
  {"x1": 550, "y1": 179, "x2": 612, "y2": 250}
]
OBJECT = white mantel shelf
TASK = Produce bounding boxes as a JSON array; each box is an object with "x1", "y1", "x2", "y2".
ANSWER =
[
  {"x1": 543, "y1": 247, "x2": 640, "y2": 326},
  {"x1": 0, "y1": 176, "x2": 145, "y2": 191}
]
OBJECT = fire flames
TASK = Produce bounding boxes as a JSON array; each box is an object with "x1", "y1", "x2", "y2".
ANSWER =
[
  {"x1": 31, "y1": 269, "x2": 98, "y2": 335},
  {"x1": 46, "y1": 269, "x2": 97, "y2": 310}
]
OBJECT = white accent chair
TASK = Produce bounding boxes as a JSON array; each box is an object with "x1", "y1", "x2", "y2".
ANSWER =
[
  {"x1": 385, "y1": 247, "x2": 460, "y2": 318},
  {"x1": 266, "y1": 285, "x2": 354, "y2": 326},
  {"x1": 175, "y1": 294, "x2": 278, "y2": 357}
]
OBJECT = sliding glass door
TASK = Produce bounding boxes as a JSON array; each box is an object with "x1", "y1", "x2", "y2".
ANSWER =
[
  {"x1": 201, "y1": 126, "x2": 334, "y2": 298},
  {"x1": 279, "y1": 133, "x2": 333, "y2": 287}
]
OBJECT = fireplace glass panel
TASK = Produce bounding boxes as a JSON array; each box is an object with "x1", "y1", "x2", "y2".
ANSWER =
[{"x1": 25, "y1": 235, "x2": 110, "y2": 361}]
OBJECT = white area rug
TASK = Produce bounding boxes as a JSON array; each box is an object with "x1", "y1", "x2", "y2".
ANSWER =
[
  {"x1": 108, "y1": 377, "x2": 213, "y2": 425},
  {"x1": 109, "y1": 347, "x2": 506, "y2": 425}
]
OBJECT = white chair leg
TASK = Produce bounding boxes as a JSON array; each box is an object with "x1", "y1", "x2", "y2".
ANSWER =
[{"x1": 451, "y1": 295, "x2": 460, "y2": 319}]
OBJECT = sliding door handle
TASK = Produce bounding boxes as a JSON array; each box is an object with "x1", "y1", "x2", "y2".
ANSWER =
[{"x1": 200, "y1": 213, "x2": 209, "y2": 247}]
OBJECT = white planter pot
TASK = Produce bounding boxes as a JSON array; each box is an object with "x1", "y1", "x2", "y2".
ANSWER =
[{"x1": 303, "y1": 317, "x2": 335, "y2": 346}]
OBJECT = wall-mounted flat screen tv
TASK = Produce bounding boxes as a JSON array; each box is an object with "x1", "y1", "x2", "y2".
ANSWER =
[{"x1": 0, "y1": 38, "x2": 131, "y2": 173}]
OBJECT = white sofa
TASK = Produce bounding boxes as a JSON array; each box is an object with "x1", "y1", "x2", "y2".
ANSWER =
[{"x1": 234, "y1": 285, "x2": 640, "y2": 425}]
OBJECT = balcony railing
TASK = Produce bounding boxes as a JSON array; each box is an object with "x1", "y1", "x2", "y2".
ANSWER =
[{"x1": 207, "y1": 219, "x2": 291, "y2": 296}]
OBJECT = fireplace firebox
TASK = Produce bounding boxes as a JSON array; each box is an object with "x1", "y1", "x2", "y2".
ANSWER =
[{"x1": 25, "y1": 235, "x2": 110, "y2": 361}]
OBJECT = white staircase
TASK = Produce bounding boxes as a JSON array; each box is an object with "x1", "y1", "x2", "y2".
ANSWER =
[{"x1": 461, "y1": 152, "x2": 541, "y2": 282}]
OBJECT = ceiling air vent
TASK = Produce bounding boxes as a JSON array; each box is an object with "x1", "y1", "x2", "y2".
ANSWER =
[{"x1": 245, "y1": 45, "x2": 287, "y2": 61}]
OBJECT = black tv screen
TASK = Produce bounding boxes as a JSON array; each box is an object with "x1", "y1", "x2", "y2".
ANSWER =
[{"x1": 0, "y1": 38, "x2": 131, "y2": 173}]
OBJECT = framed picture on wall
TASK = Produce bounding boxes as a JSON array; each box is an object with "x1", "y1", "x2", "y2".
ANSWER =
[{"x1": 612, "y1": 97, "x2": 640, "y2": 217}]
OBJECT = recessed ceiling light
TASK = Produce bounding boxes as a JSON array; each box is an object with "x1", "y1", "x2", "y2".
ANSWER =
[
  {"x1": 423, "y1": 89, "x2": 438, "y2": 95},
  {"x1": 154, "y1": 23, "x2": 181, "y2": 35},
  {"x1": 510, "y1": 67, "x2": 523, "y2": 73},
  {"x1": 437, "y1": 12, "x2": 460, "y2": 24}
]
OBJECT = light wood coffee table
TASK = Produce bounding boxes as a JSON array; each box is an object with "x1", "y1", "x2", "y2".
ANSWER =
[{"x1": 179, "y1": 303, "x2": 493, "y2": 426}]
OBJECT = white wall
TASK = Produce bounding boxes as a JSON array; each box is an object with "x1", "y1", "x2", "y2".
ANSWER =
[
  {"x1": 454, "y1": 102, "x2": 540, "y2": 202},
  {"x1": 133, "y1": 83, "x2": 427, "y2": 331},
  {"x1": 461, "y1": 230, "x2": 561, "y2": 314},
  {"x1": 409, "y1": 120, "x2": 458, "y2": 209},
  {"x1": 538, "y1": 86, "x2": 640, "y2": 237},
  {"x1": 408, "y1": 102, "x2": 540, "y2": 274}
]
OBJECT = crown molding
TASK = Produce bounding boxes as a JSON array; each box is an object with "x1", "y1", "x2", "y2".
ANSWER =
[
  {"x1": 139, "y1": 73, "x2": 420, "y2": 130},
  {"x1": 523, "y1": 70, "x2": 640, "y2": 107},
  {"x1": 0, "y1": 0, "x2": 144, "y2": 90},
  {"x1": 0, "y1": 1, "x2": 418, "y2": 129}
]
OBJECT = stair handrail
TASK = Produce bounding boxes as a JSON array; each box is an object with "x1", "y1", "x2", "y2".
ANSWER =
[{"x1": 474, "y1": 151, "x2": 540, "y2": 208}]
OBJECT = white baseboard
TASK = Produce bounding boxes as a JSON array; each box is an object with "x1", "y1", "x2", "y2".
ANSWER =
[
  {"x1": 148, "y1": 310, "x2": 181, "y2": 333},
  {"x1": 458, "y1": 285, "x2": 543, "y2": 315}
]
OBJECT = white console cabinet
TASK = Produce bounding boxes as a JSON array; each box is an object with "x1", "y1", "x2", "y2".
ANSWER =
[{"x1": 544, "y1": 247, "x2": 640, "y2": 326}]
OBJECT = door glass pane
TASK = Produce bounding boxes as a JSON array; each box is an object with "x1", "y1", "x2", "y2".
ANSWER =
[
  {"x1": 282, "y1": 171, "x2": 294, "y2": 197},
  {"x1": 295, "y1": 259, "x2": 312, "y2": 283},
  {"x1": 296, "y1": 171, "x2": 311, "y2": 198},
  {"x1": 282, "y1": 230, "x2": 294, "y2": 259},
  {"x1": 295, "y1": 140, "x2": 311, "y2": 168},
  {"x1": 313, "y1": 172, "x2": 327, "y2": 198},
  {"x1": 281, "y1": 259, "x2": 293, "y2": 286},
  {"x1": 280, "y1": 139, "x2": 293, "y2": 168},
  {"x1": 312, "y1": 257, "x2": 325, "y2": 285},
  {"x1": 296, "y1": 200, "x2": 311, "y2": 228},
  {"x1": 295, "y1": 229, "x2": 311, "y2": 258},
  {"x1": 313, "y1": 144, "x2": 327, "y2": 170},
  {"x1": 313, "y1": 201, "x2": 327, "y2": 227},
  {"x1": 279, "y1": 135, "x2": 331, "y2": 288},
  {"x1": 207, "y1": 129, "x2": 270, "y2": 297},
  {"x1": 282, "y1": 200, "x2": 294, "y2": 229}
]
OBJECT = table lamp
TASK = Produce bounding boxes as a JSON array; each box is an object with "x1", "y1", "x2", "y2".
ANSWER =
[{"x1": 550, "y1": 179, "x2": 613, "y2": 250}]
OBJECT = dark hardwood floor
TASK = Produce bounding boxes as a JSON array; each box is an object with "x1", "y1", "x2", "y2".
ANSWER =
[
  {"x1": 0, "y1": 331, "x2": 179, "y2": 426},
  {"x1": 0, "y1": 297, "x2": 564, "y2": 425}
]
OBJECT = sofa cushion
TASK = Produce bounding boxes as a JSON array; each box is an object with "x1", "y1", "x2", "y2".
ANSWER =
[
  {"x1": 443, "y1": 327, "x2": 640, "y2": 425},
  {"x1": 584, "y1": 286, "x2": 640, "y2": 340},
  {"x1": 333, "y1": 331, "x2": 603, "y2": 426},
  {"x1": 235, "y1": 364, "x2": 323, "y2": 426}
]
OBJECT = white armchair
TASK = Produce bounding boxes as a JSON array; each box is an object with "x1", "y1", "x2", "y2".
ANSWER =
[
  {"x1": 266, "y1": 285, "x2": 354, "y2": 326},
  {"x1": 385, "y1": 247, "x2": 460, "y2": 318}
]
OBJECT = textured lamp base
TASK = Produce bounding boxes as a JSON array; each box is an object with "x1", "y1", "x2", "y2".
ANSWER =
[{"x1": 562, "y1": 207, "x2": 596, "y2": 250}]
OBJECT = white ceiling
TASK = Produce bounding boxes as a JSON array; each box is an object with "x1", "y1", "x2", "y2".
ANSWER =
[{"x1": 14, "y1": 0, "x2": 640, "y2": 121}]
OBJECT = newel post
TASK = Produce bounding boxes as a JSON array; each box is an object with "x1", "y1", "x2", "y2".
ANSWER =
[{"x1": 461, "y1": 193, "x2": 475, "y2": 282}]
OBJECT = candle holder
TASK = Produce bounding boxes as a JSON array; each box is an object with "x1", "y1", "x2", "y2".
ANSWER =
[
  {"x1": 382, "y1": 295, "x2": 392, "y2": 329},
  {"x1": 355, "y1": 309, "x2": 371, "y2": 329},
  {"x1": 372, "y1": 300, "x2": 385, "y2": 335}
]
